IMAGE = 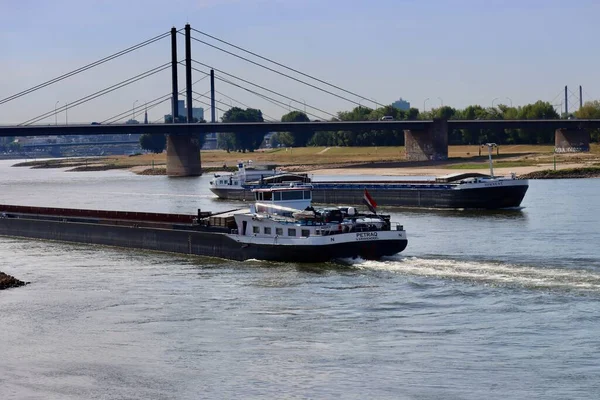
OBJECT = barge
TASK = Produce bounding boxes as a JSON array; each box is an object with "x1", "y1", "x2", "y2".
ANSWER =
[
  {"x1": 210, "y1": 172, "x2": 529, "y2": 209},
  {"x1": 0, "y1": 185, "x2": 407, "y2": 263}
]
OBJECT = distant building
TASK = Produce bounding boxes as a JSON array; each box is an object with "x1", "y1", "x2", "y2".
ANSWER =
[
  {"x1": 164, "y1": 99, "x2": 204, "y2": 122},
  {"x1": 191, "y1": 107, "x2": 204, "y2": 121},
  {"x1": 392, "y1": 98, "x2": 411, "y2": 111}
]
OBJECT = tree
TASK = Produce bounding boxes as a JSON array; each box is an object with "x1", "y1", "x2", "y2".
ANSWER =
[
  {"x1": 220, "y1": 107, "x2": 266, "y2": 152},
  {"x1": 139, "y1": 134, "x2": 166, "y2": 153},
  {"x1": 270, "y1": 132, "x2": 294, "y2": 147},
  {"x1": 280, "y1": 111, "x2": 312, "y2": 147},
  {"x1": 517, "y1": 101, "x2": 559, "y2": 143},
  {"x1": 7, "y1": 141, "x2": 21, "y2": 152},
  {"x1": 576, "y1": 100, "x2": 600, "y2": 142}
]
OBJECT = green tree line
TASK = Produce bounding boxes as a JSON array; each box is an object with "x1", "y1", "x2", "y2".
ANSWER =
[{"x1": 139, "y1": 101, "x2": 600, "y2": 153}]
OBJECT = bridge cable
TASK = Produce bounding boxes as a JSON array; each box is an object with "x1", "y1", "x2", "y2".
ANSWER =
[
  {"x1": 215, "y1": 75, "x2": 328, "y2": 121},
  {"x1": 1, "y1": 31, "x2": 171, "y2": 106},
  {"x1": 191, "y1": 66, "x2": 329, "y2": 121},
  {"x1": 191, "y1": 90, "x2": 227, "y2": 114},
  {"x1": 192, "y1": 89, "x2": 277, "y2": 122},
  {"x1": 102, "y1": 95, "x2": 171, "y2": 124},
  {"x1": 188, "y1": 64, "x2": 313, "y2": 118},
  {"x1": 582, "y1": 89, "x2": 595, "y2": 104},
  {"x1": 214, "y1": 90, "x2": 278, "y2": 121},
  {"x1": 190, "y1": 60, "x2": 337, "y2": 119},
  {"x1": 101, "y1": 74, "x2": 210, "y2": 124},
  {"x1": 187, "y1": 34, "x2": 371, "y2": 108},
  {"x1": 190, "y1": 27, "x2": 383, "y2": 107},
  {"x1": 20, "y1": 63, "x2": 171, "y2": 126}
]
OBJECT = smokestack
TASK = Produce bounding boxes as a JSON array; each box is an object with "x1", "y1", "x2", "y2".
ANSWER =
[{"x1": 564, "y1": 85, "x2": 568, "y2": 115}]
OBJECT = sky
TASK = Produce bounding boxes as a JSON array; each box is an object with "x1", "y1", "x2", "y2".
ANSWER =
[{"x1": 0, "y1": 0, "x2": 598, "y2": 124}]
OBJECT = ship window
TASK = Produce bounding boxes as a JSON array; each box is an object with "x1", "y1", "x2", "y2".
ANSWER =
[
  {"x1": 234, "y1": 181, "x2": 238, "y2": 185},
  {"x1": 274, "y1": 192, "x2": 281, "y2": 201},
  {"x1": 264, "y1": 227, "x2": 271, "y2": 234},
  {"x1": 276, "y1": 228, "x2": 283, "y2": 235},
  {"x1": 263, "y1": 191, "x2": 272, "y2": 201},
  {"x1": 253, "y1": 226, "x2": 259, "y2": 234},
  {"x1": 303, "y1": 191, "x2": 311, "y2": 199},
  {"x1": 282, "y1": 191, "x2": 303, "y2": 200},
  {"x1": 288, "y1": 228, "x2": 296, "y2": 236},
  {"x1": 301, "y1": 229, "x2": 310, "y2": 237}
]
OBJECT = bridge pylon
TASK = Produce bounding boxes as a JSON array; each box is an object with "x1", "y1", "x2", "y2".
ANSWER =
[
  {"x1": 404, "y1": 118, "x2": 448, "y2": 161},
  {"x1": 166, "y1": 134, "x2": 202, "y2": 176},
  {"x1": 165, "y1": 24, "x2": 202, "y2": 177}
]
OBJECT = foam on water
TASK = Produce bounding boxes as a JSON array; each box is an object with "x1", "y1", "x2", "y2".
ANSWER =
[{"x1": 347, "y1": 255, "x2": 600, "y2": 292}]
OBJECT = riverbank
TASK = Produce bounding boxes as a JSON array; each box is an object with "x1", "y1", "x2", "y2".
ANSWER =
[
  {"x1": 9, "y1": 145, "x2": 600, "y2": 179},
  {"x1": 519, "y1": 167, "x2": 600, "y2": 179}
]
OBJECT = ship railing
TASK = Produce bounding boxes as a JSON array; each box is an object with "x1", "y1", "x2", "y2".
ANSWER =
[{"x1": 312, "y1": 183, "x2": 452, "y2": 190}]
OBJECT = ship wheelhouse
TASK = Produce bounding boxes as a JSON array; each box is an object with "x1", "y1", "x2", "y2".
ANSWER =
[{"x1": 231, "y1": 183, "x2": 399, "y2": 241}]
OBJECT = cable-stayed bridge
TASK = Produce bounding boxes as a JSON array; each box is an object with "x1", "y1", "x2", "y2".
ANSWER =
[{"x1": 1, "y1": 24, "x2": 599, "y2": 175}]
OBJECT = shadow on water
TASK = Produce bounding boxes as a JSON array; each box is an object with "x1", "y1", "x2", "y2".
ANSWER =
[{"x1": 381, "y1": 206, "x2": 528, "y2": 220}]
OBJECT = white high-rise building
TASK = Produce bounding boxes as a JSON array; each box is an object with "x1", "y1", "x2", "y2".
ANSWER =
[{"x1": 392, "y1": 98, "x2": 410, "y2": 111}]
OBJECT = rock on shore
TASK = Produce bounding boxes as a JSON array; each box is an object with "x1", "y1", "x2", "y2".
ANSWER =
[
  {"x1": 0, "y1": 272, "x2": 29, "y2": 290},
  {"x1": 519, "y1": 167, "x2": 600, "y2": 180}
]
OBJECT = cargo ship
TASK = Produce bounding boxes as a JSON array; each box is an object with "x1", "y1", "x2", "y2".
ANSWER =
[
  {"x1": 0, "y1": 185, "x2": 407, "y2": 263},
  {"x1": 210, "y1": 170, "x2": 529, "y2": 209}
]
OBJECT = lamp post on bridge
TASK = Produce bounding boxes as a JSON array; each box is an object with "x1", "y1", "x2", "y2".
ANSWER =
[
  {"x1": 423, "y1": 98, "x2": 429, "y2": 113},
  {"x1": 65, "y1": 103, "x2": 68, "y2": 125},
  {"x1": 300, "y1": 98, "x2": 306, "y2": 114},
  {"x1": 492, "y1": 97, "x2": 499, "y2": 108},
  {"x1": 438, "y1": 97, "x2": 443, "y2": 107},
  {"x1": 54, "y1": 101, "x2": 60, "y2": 126},
  {"x1": 505, "y1": 97, "x2": 513, "y2": 107},
  {"x1": 132, "y1": 100, "x2": 139, "y2": 121}
]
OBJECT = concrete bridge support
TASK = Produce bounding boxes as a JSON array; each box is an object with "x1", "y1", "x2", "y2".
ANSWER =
[
  {"x1": 166, "y1": 134, "x2": 202, "y2": 176},
  {"x1": 404, "y1": 118, "x2": 448, "y2": 161},
  {"x1": 555, "y1": 128, "x2": 590, "y2": 153}
]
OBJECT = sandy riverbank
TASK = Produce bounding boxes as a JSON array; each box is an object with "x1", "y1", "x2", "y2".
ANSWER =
[
  {"x1": 305, "y1": 162, "x2": 594, "y2": 177},
  {"x1": 10, "y1": 146, "x2": 600, "y2": 179}
]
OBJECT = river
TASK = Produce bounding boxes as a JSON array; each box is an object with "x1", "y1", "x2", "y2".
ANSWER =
[{"x1": 1, "y1": 159, "x2": 599, "y2": 399}]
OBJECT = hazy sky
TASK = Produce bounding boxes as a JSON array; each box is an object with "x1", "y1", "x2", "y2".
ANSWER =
[{"x1": 0, "y1": 0, "x2": 597, "y2": 124}]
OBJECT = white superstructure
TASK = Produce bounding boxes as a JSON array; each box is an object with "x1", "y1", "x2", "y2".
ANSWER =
[
  {"x1": 209, "y1": 161, "x2": 280, "y2": 192},
  {"x1": 213, "y1": 184, "x2": 408, "y2": 258}
]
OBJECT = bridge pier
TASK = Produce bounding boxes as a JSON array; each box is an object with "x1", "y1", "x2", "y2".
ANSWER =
[
  {"x1": 555, "y1": 128, "x2": 590, "y2": 153},
  {"x1": 166, "y1": 134, "x2": 202, "y2": 176},
  {"x1": 403, "y1": 118, "x2": 448, "y2": 161}
]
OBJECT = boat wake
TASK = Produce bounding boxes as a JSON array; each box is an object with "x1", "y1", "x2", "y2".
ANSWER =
[{"x1": 345, "y1": 255, "x2": 600, "y2": 292}]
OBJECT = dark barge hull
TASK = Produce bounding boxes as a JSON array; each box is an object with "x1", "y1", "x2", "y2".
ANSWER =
[
  {"x1": 0, "y1": 207, "x2": 406, "y2": 262},
  {"x1": 211, "y1": 183, "x2": 529, "y2": 209}
]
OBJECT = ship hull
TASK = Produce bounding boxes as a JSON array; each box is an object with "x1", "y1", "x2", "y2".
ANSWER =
[
  {"x1": 0, "y1": 213, "x2": 406, "y2": 263},
  {"x1": 210, "y1": 181, "x2": 529, "y2": 209}
]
